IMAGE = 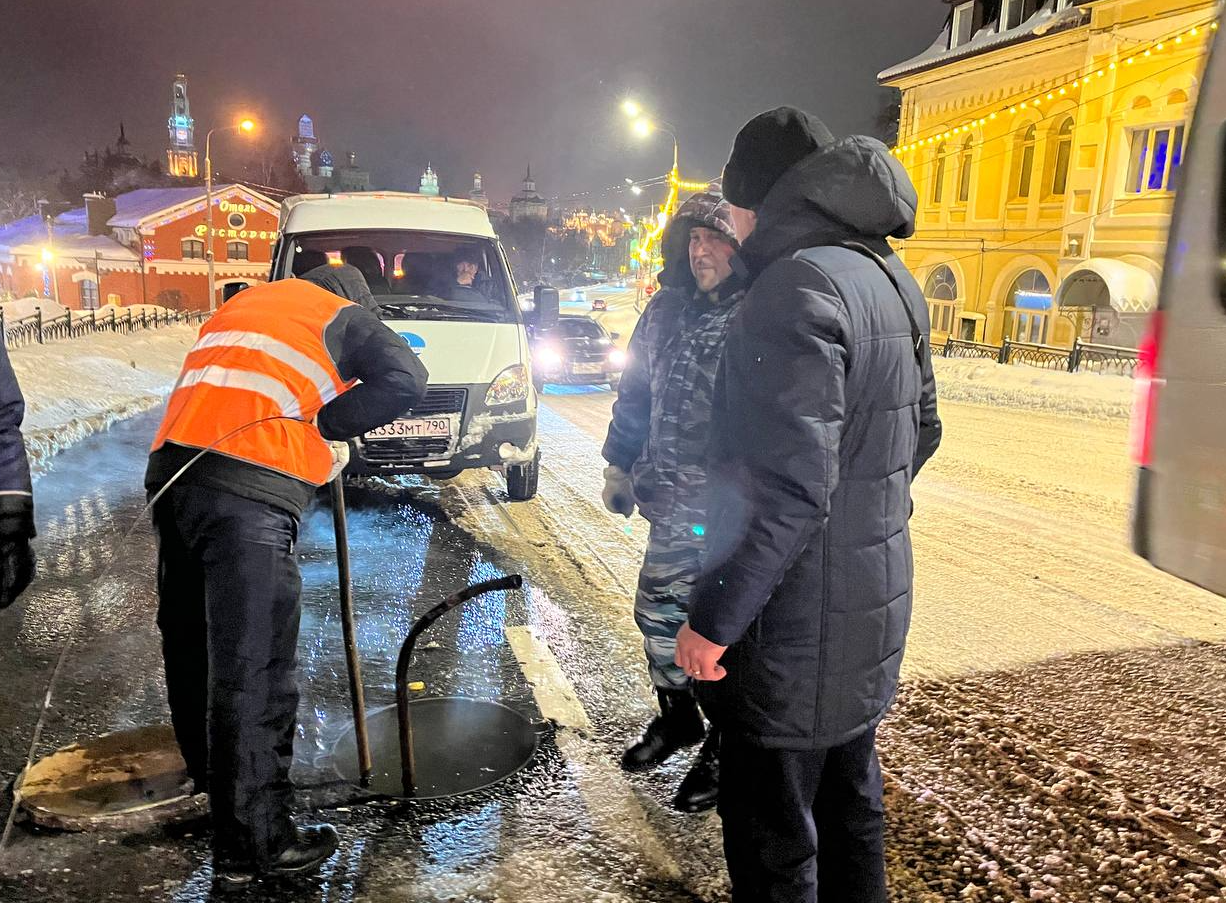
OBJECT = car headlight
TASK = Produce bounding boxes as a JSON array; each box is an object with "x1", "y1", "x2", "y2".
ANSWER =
[
  {"x1": 537, "y1": 347, "x2": 563, "y2": 370},
  {"x1": 486, "y1": 365, "x2": 529, "y2": 406},
  {"x1": 608, "y1": 348, "x2": 628, "y2": 369}
]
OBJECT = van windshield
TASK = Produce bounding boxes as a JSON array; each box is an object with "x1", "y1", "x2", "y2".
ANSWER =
[{"x1": 285, "y1": 230, "x2": 518, "y2": 324}]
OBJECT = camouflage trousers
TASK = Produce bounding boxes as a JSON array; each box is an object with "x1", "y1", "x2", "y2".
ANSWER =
[{"x1": 634, "y1": 519, "x2": 705, "y2": 691}]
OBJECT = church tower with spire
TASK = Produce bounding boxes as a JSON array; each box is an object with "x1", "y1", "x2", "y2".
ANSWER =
[
  {"x1": 419, "y1": 163, "x2": 440, "y2": 196},
  {"x1": 166, "y1": 74, "x2": 198, "y2": 178},
  {"x1": 510, "y1": 164, "x2": 548, "y2": 223}
]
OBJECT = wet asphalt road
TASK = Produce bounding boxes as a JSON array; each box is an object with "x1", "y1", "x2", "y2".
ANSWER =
[
  {"x1": 0, "y1": 403, "x2": 715, "y2": 903},
  {"x1": 3, "y1": 382, "x2": 1225, "y2": 902}
]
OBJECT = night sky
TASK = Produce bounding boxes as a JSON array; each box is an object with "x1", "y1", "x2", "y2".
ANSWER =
[{"x1": 0, "y1": 0, "x2": 946, "y2": 205}]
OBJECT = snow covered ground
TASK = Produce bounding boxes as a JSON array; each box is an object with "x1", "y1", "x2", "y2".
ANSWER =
[
  {"x1": 8, "y1": 324, "x2": 196, "y2": 471},
  {"x1": 932, "y1": 356, "x2": 1134, "y2": 421}
]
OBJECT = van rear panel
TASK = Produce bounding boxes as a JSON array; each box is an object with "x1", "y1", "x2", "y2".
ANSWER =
[{"x1": 1134, "y1": 38, "x2": 1226, "y2": 596}]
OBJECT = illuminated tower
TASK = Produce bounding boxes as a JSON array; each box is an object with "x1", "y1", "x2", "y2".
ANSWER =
[
  {"x1": 166, "y1": 74, "x2": 198, "y2": 178},
  {"x1": 292, "y1": 115, "x2": 319, "y2": 177},
  {"x1": 469, "y1": 172, "x2": 489, "y2": 208},
  {"x1": 419, "y1": 163, "x2": 440, "y2": 196}
]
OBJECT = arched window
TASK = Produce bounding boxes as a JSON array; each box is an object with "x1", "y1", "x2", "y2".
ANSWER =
[
  {"x1": 1167, "y1": 89, "x2": 1188, "y2": 106},
  {"x1": 932, "y1": 142, "x2": 948, "y2": 205},
  {"x1": 79, "y1": 278, "x2": 99, "y2": 310},
  {"x1": 1050, "y1": 117, "x2": 1074, "y2": 196},
  {"x1": 924, "y1": 265, "x2": 958, "y2": 301},
  {"x1": 924, "y1": 264, "x2": 959, "y2": 334},
  {"x1": 1015, "y1": 125, "x2": 1037, "y2": 198},
  {"x1": 1005, "y1": 269, "x2": 1052, "y2": 344},
  {"x1": 957, "y1": 137, "x2": 974, "y2": 203},
  {"x1": 181, "y1": 238, "x2": 205, "y2": 260},
  {"x1": 226, "y1": 241, "x2": 249, "y2": 261}
]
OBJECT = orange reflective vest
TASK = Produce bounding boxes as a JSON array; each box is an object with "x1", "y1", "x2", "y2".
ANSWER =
[{"x1": 152, "y1": 281, "x2": 356, "y2": 486}]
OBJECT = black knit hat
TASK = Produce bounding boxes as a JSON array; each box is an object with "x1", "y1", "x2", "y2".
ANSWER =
[{"x1": 722, "y1": 106, "x2": 836, "y2": 210}]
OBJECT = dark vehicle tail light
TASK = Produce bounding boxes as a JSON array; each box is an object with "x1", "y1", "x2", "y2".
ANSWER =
[{"x1": 1129, "y1": 310, "x2": 1164, "y2": 467}]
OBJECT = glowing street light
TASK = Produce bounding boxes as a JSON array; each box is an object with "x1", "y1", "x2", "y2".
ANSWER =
[
  {"x1": 621, "y1": 99, "x2": 642, "y2": 119},
  {"x1": 204, "y1": 116, "x2": 258, "y2": 311},
  {"x1": 631, "y1": 185, "x2": 643, "y2": 196}
]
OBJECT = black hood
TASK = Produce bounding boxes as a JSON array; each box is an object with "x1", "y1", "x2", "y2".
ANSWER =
[
  {"x1": 298, "y1": 264, "x2": 378, "y2": 310},
  {"x1": 739, "y1": 135, "x2": 918, "y2": 276}
]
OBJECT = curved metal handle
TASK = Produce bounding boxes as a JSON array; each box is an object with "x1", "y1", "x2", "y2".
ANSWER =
[{"x1": 395, "y1": 574, "x2": 524, "y2": 796}]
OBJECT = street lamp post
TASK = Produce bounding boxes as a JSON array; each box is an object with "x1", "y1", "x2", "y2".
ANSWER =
[
  {"x1": 204, "y1": 118, "x2": 255, "y2": 312},
  {"x1": 42, "y1": 218, "x2": 61, "y2": 307}
]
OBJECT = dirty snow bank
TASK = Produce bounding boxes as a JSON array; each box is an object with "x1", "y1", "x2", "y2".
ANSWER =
[
  {"x1": 933, "y1": 357, "x2": 1134, "y2": 421},
  {"x1": 9, "y1": 326, "x2": 196, "y2": 470}
]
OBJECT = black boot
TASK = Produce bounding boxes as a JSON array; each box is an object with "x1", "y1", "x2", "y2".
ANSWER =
[
  {"x1": 672, "y1": 729, "x2": 719, "y2": 813},
  {"x1": 621, "y1": 688, "x2": 706, "y2": 772},
  {"x1": 215, "y1": 824, "x2": 339, "y2": 886}
]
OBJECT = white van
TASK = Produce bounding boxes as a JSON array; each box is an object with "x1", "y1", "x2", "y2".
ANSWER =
[
  {"x1": 1131, "y1": 40, "x2": 1226, "y2": 596},
  {"x1": 271, "y1": 192, "x2": 558, "y2": 500}
]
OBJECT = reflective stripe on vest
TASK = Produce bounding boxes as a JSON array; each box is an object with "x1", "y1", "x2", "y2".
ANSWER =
[
  {"x1": 175, "y1": 365, "x2": 305, "y2": 420},
  {"x1": 189, "y1": 330, "x2": 343, "y2": 409},
  {"x1": 152, "y1": 281, "x2": 355, "y2": 486}
]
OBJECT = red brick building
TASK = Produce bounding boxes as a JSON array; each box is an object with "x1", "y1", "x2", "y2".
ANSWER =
[{"x1": 0, "y1": 184, "x2": 280, "y2": 311}]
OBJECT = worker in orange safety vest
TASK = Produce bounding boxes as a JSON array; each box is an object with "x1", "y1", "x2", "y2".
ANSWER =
[{"x1": 146, "y1": 264, "x2": 426, "y2": 884}]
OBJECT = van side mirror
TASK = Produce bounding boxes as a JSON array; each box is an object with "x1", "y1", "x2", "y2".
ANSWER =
[
  {"x1": 610, "y1": 332, "x2": 621, "y2": 341},
  {"x1": 222, "y1": 282, "x2": 250, "y2": 303},
  {"x1": 534, "y1": 285, "x2": 560, "y2": 330}
]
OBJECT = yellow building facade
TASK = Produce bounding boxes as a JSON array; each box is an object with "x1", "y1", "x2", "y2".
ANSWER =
[{"x1": 880, "y1": 0, "x2": 1216, "y2": 350}]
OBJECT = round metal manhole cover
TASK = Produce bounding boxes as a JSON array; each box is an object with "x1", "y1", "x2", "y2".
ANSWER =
[
  {"x1": 15, "y1": 724, "x2": 207, "y2": 832},
  {"x1": 332, "y1": 699, "x2": 539, "y2": 799}
]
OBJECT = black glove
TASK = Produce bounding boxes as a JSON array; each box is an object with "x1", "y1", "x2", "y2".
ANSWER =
[{"x1": 0, "y1": 539, "x2": 35, "y2": 610}]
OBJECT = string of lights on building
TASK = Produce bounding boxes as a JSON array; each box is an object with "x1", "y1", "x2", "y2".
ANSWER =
[
  {"x1": 896, "y1": 44, "x2": 1207, "y2": 193},
  {"x1": 890, "y1": 15, "x2": 1217, "y2": 156}
]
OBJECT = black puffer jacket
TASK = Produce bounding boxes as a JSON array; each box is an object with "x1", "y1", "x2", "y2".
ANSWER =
[
  {"x1": 0, "y1": 344, "x2": 33, "y2": 540},
  {"x1": 602, "y1": 191, "x2": 743, "y2": 525},
  {"x1": 689, "y1": 136, "x2": 942, "y2": 749}
]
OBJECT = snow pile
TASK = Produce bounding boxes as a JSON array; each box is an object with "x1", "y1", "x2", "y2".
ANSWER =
[
  {"x1": 2, "y1": 297, "x2": 69, "y2": 324},
  {"x1": 9, "y1": 326, "x2": 197, "y2": 469},
  {"x1": 933, "y1": 357, "x2": 1134, "y2": 421}
]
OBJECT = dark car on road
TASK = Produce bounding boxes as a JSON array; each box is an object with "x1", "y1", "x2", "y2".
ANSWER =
[{"x1": 530, "y1": 315, "x2": 625, "y2": 391}]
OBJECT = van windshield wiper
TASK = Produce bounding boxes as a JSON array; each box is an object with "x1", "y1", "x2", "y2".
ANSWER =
[{"x1": 377, "y1": 301, "x2": 505, "y2": 323}]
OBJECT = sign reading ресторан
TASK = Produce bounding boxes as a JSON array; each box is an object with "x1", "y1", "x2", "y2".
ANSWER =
[{"x1": 193, "y1": 224, "x2": 279, "y2": 242}]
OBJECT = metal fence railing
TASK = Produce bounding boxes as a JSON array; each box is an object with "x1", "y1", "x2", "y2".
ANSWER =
[
  {"x1": 1, "y1": 305, "x2": 210, "y2": 352},
  {"x1": 933, "y1": 336, "x2": 1138, "y2": 375}
]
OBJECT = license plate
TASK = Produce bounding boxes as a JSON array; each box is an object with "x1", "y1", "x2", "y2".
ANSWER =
[
  {"x1": 573, "y1": 362, "x2": 603, "y2": 375},
  {"x1": 365, "y1": 418, "x2": 452, "y2": 440}
]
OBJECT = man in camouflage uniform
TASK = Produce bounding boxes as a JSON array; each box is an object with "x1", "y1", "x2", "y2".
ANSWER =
[{"x1": 602, "y1": 188, "x2": 744, "y2": 812}]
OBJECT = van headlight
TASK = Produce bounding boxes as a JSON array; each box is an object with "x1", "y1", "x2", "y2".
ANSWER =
[{"x1": 486, "y1": 365, "x2": 529, "y2": 406}]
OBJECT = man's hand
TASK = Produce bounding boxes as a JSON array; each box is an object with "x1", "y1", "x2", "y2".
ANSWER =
[
  {"x1": 601, "y1": 465, "x2": 636, "y2": 517},
  {"x1": 675, "y1": 622, "x2": 728, "y2": 682},
  {"x1": 326, "y1": 440, "x2": 350, "y2": 483}
]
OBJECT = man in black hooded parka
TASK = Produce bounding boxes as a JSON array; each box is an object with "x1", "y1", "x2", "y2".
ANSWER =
[{"x1": 675, "y1": 107, "x2": 942, "y2": 902}]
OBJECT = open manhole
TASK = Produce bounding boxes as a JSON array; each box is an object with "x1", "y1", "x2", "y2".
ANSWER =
[
  {"x1": 15, "y1": 724, "x2": 207, "y2": 832},
  {"x1": 333, "y1": 699, "x2": 539, "y2": 799}
]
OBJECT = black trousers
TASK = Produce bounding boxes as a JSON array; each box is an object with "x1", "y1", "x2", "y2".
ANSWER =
[
  {"x1": 153, "y1": 484, "x2": 302, "y2": 865},
  {"x1": 718, "y1": 726, "x2": 887, "y2": 903}
]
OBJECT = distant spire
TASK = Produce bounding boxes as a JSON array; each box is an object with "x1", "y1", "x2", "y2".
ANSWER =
[{"x1": 118, "y1": 122, "x2": 130, "y2": 148}]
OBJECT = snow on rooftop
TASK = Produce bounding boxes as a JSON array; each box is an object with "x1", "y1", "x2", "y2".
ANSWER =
[
  {"x1": 104, "y1": 186, "x2": 226, "y2": 228},
  {"x1": 879, "y1": 2, "x2": 1089, "y2": 83},
  {"x1": 0, "y1": 210, "x2": 138, "y2": 259}
]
